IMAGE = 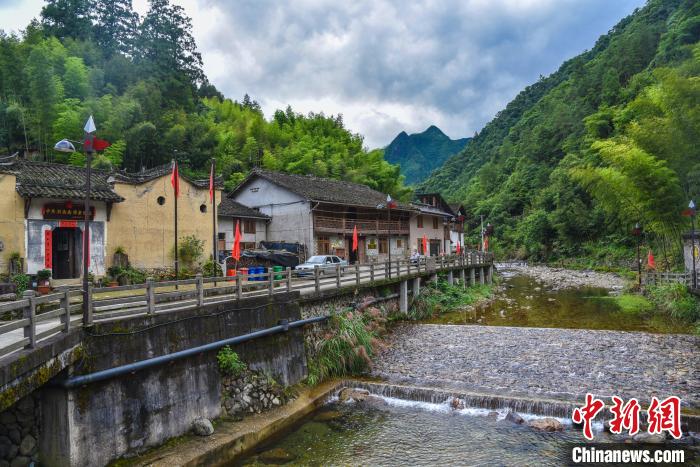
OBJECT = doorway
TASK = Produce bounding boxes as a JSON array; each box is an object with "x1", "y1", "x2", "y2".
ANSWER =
[
  {"x1": 52, "y1": 227, "x2": 81, "y2": 279},
  {"x1": 429, "y1": 239, "x2": 440, "y2": 257}
]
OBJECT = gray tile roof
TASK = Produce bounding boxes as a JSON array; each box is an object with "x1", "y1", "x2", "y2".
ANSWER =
[
  {"x1": 0, "y1": 159, "x2": 124, "y2": 202},
  {"x1": 112, "y1": 162, "x2": 222, "y2": 189},
  {"x1": 235, "y1": 169, "x2": 413, "y2": 211},
  {"x1": 218, "y1": 198, "x2": 270, "y2": 219}
]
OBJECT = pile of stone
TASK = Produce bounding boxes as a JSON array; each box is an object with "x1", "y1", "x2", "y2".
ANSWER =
[
  {"x1": 0, "y1": 394, "x2": 40, "y2": 467},
  {"x1": 505, "y1": 264, "x2": 626, "y2": 291},
  {"x1": 221, "y1": 370, "x2": 285, "y2": 418}
]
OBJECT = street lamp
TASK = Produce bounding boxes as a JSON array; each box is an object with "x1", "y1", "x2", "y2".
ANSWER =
[
  {"x1": 377, "y1": 194, "x2": 395, "y2": 278},
  {"x1": 689, "y1": 200, "x2": 697, "y2": 289},
  {"x1": 54, "y1": 115, "x2": 96, "y2": 325},
  {"x1": 631, "y1": 222, "x2": 642, "y2": 288}
]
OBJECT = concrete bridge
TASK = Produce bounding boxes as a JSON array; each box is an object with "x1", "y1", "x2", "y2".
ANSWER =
[{"x1": 0, "y1": 252, "x2": 493, "y2": 466}]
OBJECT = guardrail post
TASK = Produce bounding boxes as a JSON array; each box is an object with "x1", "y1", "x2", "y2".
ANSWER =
[
  {"x1": 84, "y1": 284, "x2": 93, "y2": 325},
  {"x1": 286, "y1": 267, "x2": 292, "y2": 292},
  {"x1": 370, "y1": 262, "x2": 375, "y2": 283},
  {"x1": 22, "y1": 290, "x2": 36, "y2": 349},
  {"x1": 236, "y1": 274, "x2": 242, "y2": 300},
  {"x1": 196, "y1": 273, "x2": 204, "y2": 306},
  {"x1": 58, "y1": 286, "x2": 71, "y2": 332},
  {"x1": 146, "y1": 277, "x2": 155, "y2": 315},
  {"x1": 314, "y1": 266, "x2": 320, "y2": 294},
  {"x1": 355, "y1": 263, "x2": 360, "y2": 287},
  {"x1": 268, "y1": 268, "x2": 274, "y2": 296},
  {"x1": 336, "y1": 264, "x2": 341, "y2": 288}
]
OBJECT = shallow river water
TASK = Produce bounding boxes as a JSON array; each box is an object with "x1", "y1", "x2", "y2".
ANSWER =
[
  {"x1": 424, "y1": 270, "x2": 693, "y2": 333},
  {"x1": 236, "y1": 397, "x2": 585, "y2": 466}
]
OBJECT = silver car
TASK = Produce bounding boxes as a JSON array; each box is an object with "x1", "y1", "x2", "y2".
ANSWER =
[{"x1": 295, "y1": 255, "x2": 347, "y2": 277}]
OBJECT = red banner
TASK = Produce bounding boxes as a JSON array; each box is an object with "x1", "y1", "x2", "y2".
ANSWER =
[{"x1": 44, "y1": 230, "x2": 52, "y2": 269}]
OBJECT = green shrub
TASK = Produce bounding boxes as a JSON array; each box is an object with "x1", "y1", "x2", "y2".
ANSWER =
[
  {"x1": 36, "y1": 269, "x2": 52, "y2": 281},
  {"x1": 202, "y1": 259, "x2": 223, "y2": 277},
  {"x1": 306, "y1": 310, "x2": 378, "y2": 386},
  {"x1": 217, "y1": 346, "x2": 247, "y2": 377},
  {"x1": 173, "y1": 235, "x2": 204, "y2": 268},
  {"x1": 613, "y1": 294, "x2": 654, "y2": 314},
  {"x1": 10, "y1": 273, "x2": 29, "y2": 297},
  {"x1": 409, "y1": 280, "x2": 493, "y2": 320},
  {"x1": 647, "y1": 283, "x2": 700, "y2": 322}
]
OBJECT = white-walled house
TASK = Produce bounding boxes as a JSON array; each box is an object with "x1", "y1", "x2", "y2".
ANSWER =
[
  {"x1": 229, "y1": 169, "x2": 413, "y2": 262},
  {"x1": 217, "y1": 198, "x2": 269, "y2": 258}
]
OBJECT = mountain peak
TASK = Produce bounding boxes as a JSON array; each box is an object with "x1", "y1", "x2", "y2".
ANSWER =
[{"x1": 424, "y1": 125, "x2": 445, "y2": 136}]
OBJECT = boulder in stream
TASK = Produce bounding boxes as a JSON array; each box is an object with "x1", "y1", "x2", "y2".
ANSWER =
[
  {"x1": 192, "y1": 418, "x2": 214, "y2": 436},
  {"x1": 338, "y1": 388, "x2": 370, "y2": 403},
  {"x1": 505, "y1": 411, "x2": 525, "y2": 425},
  {"x1": 528, "y1": 418, "x2": 563, "y2": 432}
]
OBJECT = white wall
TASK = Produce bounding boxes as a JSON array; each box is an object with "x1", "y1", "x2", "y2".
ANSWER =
[
  {"x1": 409, "y1": 212, "x2": 445, "y2": 256},
  {"x1": 232, "y1": 178, "x2": 313, "y2": 253},
  {"x1": 218, "y1": 217, "x2": 267, "y2": 250}
]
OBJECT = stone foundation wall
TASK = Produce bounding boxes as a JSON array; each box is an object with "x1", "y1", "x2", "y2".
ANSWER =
[
  {"x1": 0, "y1": 393, "x2": 40, "y2": 467},
  {"x1": 221, "y1": 370, "x2": 287, "y2": 418}
]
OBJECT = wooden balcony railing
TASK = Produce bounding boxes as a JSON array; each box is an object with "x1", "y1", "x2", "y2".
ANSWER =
[{"x1": 313, "y1": 215, "x2": 409, "y2": 235}]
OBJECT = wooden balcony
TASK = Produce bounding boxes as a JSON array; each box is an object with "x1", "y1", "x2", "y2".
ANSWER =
[{"x1": 314, "y1": 215, "x2": 409, "y2": 235}]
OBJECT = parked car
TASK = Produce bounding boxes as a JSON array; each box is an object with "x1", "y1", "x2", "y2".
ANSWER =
[{"x1": 295, "y1": 255, "x2": 347, "y2": 277}]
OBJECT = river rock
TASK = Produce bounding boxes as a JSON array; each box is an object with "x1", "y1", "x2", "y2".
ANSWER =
[
  {"x1": 528, "y1": 418, "x2": 563, "y2": 432},
  {"x1": 314, "y1": 410, "x2": 343, "y2": 422},
  {"x1": 632, "y1": 432, "x2": 666, "y2": 443},
  {"x1": 450, "y1": 398, "x2": 465, "y2": 410},
  {"x1": 259, "y1": 447, "x2": 296, "y2": 464},
  {"x1": 505, "y1": 411, "x2": 525, "y2": 425},
  {"x1": 192, "y1": 418, "x2": 214, "y2": 436},
  {"x1": 338, "y1": 388, "x2": 369, "y2": 403}
]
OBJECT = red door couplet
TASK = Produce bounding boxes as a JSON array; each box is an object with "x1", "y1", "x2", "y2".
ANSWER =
[{"x1": 44, "y1": 230, "x2": 52, "y2": 269}]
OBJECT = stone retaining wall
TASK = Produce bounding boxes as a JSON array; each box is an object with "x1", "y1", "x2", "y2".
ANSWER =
[
  {"x1": 221, "y1": 370, "x2": 287, "y2": 418},
  {"x1": 0, "y1": 393, "x2": 40, "y2": 467}
]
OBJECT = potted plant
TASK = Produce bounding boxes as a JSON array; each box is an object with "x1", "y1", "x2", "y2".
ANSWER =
[
  {"x1": 106, "y1": 266, "x2": 123, "y2": 287},
  {"x1": 36, "y1": 269, "x2": 52, "y2": 295}
]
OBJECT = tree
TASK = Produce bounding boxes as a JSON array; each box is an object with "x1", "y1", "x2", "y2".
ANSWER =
[
  {"x1": 93, "y1": 0, "x2": 139, "y2": 57},
  {"x1": 63, "y1": 56, "x2": 90, "y2": 99},
  {"x1": 40, "y1": 0, "x2": 93, "y2": 41}
]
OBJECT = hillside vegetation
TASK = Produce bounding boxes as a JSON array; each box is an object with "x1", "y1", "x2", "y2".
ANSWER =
[
  {"x1": 0, "y1": 0, "x2": 410, "y2": 198},
  {"x1": 420, "y1": 0, "x2": 700, "y2": 267},
  {"x1": 384, "y1": 125, "x2": 470, "y2": 185}
]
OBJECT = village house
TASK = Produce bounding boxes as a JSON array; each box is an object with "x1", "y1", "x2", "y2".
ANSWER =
[
  {"x1": 228, "y1": 169, "x2": 413, "y2": 262},
  {"x1": 217, "y1": 197, "x2": 270, "y2": 259},
  {"x1": 0, "y1": 158, "x2": 220, "y2": 279},
  {"x1": 411, "y1": 193, "x2": 464, "y2": 255}
]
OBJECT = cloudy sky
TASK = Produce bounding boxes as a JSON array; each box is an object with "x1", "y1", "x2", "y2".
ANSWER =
[{"x1": 0, "y1": 0, "x2": 645, "y2": 148}]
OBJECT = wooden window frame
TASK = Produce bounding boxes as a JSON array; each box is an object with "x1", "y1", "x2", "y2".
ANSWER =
[{"x1": 417, "y1": 215, "x2": 423, "y2": 228}]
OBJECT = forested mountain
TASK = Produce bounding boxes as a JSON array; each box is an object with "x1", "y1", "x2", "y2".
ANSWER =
[
  {"x1": 384, "y1": 125, "x2": 470, "y2": 185},
  {"x1": 0, "y1": 0, "x2": 410, "y2": 198},
  {"x1": 420, "y1": 0, "x2": 700, "y2": 267}
]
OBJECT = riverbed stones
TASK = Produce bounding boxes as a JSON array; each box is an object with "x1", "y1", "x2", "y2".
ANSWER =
[
  {"x1": 505, "y1": 265, "x2": 625, "y2": 291},
  {"x1": 338, "y1": 388, "x2": 370, "y2": 403},
  {"x1": 373, "y1": 323, "x2": 700, "y2": 410},
  {"x1": 192, "y1": 418, "x2": 214, "y2": 436},
  {"x1": 528, "y1": 418, "x2": 563, "y2": 432}
]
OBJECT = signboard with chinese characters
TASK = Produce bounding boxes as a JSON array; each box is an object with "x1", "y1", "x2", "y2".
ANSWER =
[{"x1": 42, "y1": 203, "x2": 94, "y2": 221}]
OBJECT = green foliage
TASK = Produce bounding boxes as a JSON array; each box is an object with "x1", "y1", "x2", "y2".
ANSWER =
[
  {"x1": 36, "y1": 269, "x2": 52, "y2": 281},
  {"x1": 106, "y1": 265, "x2": 145, "y2": 285},
  {"x1": 612, "y1": 294, "x2": 654, "y2": 314},
  {"x1": 409, "y1": 280, "x2": 493, "y2": 320},
  {"x1": 216, "y1": 346, "x2": 246, "y2": 377},
  {"x1": 10, "y1": 274, "x2": 29, "y2": 297},
  {"x1": 420, "y1": 0, "x2": 700, "y2": 266},
  {"x1": 173, "y1": 235, "x2": 204, "y2": 268},
  {"x1": 647, "y1": 283, "x2": 700, "y2": 321},
  {"x1": 201, "y1": 259, "x2": 222, "y2": 277},
  {"x1": 306, "y1": 310, "x2": 378, "y2": 386}
]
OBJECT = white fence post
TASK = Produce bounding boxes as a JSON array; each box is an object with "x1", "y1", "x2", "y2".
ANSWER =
[{"x1": 23, "y1": 290, "x2": 36, "y2": 349}]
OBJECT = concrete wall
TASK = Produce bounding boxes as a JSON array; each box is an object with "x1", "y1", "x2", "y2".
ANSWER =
[
  {"x1": 40, "y1": 293, "x2": 307, "y2": 467},
  {"x1": 108, "y1": 178, "x2": 221, "y2": 270},
  {"x1": 683, "y1": 236, "x2": 699, "y2": 273},
  {"x1": 0, "y1": 174, "x2": 25, "y2": 274},
  {"x1": 232, "y1": 178, "x2": 313, "y2": 252},
  {"x1": 409, "y1": 213, "x2": 445, "y2": 256}
]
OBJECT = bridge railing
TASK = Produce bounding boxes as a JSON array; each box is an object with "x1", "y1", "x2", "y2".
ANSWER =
[{"x1": 0, "y1": 251, "x2": 494, "y2": 358}]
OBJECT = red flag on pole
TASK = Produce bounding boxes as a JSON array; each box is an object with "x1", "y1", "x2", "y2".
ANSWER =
[
  {"x1": 232, "y1": 220, "x2": 241, "y2": 261},
  {"x1": 422, "y1": 234, "x2": 428, "y2": 255},
  {"x1": 647, "y1": 249, "x2": 656, "y2": 270},
  {"x1": 456, "y1": 241, "x2": 461, "y2": 255},
  {"x1": 352, "y1": 225, "x2": 358, "y2": 252},
  {"x1": 483, "y1": 236, "x2": 489, "y2": 252},
  {"x1": 171, "y1": 160, "x2": 180, "y2": 197}
]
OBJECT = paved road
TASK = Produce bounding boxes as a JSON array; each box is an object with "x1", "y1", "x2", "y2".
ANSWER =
[{"x1": 372, "y1": 323, "x2": 700, "y2": 409}]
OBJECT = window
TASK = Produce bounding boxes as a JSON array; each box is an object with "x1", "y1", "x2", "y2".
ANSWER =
[
  {"x1": 332, "y1": 256, "x2": 341, "y2": 263},
  {"x1": 396, "y1": 239, "x2": 403, "y2": 248},
  {"x1": 379, "y1": 238, "x2": 388, "y2": 254},
  {"x1": 417, "y1": 215, "x2": 423, "y2": 228},
  {"x1": 218, "y1": 232, "x2": 226, "y2": 240},
  {"x1": 243, "y1": 219, "x2": 256, "y2": 234},
  {"x1": 317, "y1": 236, "x2": 331, "y2": 255},
  {"x1": 432, "y1": 217, "x2": 439, "y2": 229},
  {"x1": 157, "y1": 196, "x2": 166, "y2": 205},
  {"x1": 200, "y1": 204, "x2": 207, "y2": 213},
  {"x1": 242, "y1": 242, "x2": 256, "y2": 250}
]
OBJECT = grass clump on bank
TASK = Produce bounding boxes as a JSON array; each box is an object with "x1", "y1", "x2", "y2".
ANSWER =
[
  {"x1": 611, "y1": 294, "x2": 654, "y2": 314},
  {"x1": 409, "y1": 280, "x2": 494, "y2": 321},
  {"x1": 646, "y1": 283, "x2": 700, "y2": 323},
  {"x1": 306, "y1": 308, "x2": 384, "y2": 386}
]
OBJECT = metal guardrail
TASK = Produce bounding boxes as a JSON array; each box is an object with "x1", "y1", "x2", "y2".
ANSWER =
[
  {"x1": 642, "y1": 271, "x2": 699, "y2": 287},
  {"x1": 0, "y1": 251, "x2": 494, "y2": 358}
]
